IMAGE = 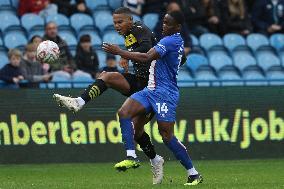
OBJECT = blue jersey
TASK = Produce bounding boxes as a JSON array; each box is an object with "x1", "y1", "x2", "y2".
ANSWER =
[
  {"x1": 147, "y1": 33, "x2": 184, "y2": 98},
  {"x1": 131, "y1": 33, "x2": 184, "y2": 122}
]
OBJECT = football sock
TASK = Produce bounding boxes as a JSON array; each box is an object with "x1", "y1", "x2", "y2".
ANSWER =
[
  {"x1": 120, "y1": 118, "x2": 137, "y2": 158},
  {"x1": 135, "y1": 132, "x2": 156, "y2": 159},
  {"x1": 127, "y1": 150, "x2": 137, "y2": 158},
  {"x1": 164, "y1": 136, "x2": 195, "y2": 170},
  {"x1": 187, "y1": 167, "x2": 199, "y2": 177},
  {"x1": 81, "y1": 79, "x2": 108, "y2": 102},
  {"x1": 150, "y1": 155, "x2": 163, "y2": 165}
]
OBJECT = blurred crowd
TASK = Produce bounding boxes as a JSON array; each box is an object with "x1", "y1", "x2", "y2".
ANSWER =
[
  {"x1": 17, "y1": 0, "x2": 284, "y2": 36},
  {"x1": 125, "y1": 0, "x2": 284, "y2": 36},
  {"x1": 1, "y1": 0, "x2": 284, "y2": 88},
  {"x1": 0, "y1": 21, "x2": 118, "y2": 88}
]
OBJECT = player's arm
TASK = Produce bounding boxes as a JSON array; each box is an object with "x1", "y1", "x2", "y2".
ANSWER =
[{"x1": 103, "y1": 43, "x2": 160, "y2": 63}]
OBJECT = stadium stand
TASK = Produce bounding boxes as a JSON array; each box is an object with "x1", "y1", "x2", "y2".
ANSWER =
[
  {"x1": 223, "y1": 33, "x2": 246, "y2": 52},
  {"x1": 209, "y1": 53, "x2": 233, "y2": 72},
  {"x1": 199, "y1": 33, "x2": 223, "y2": 50},
  {"x1": 4, "y1": 31, "x2": 27, "y2": 49},
  {"x1": 0, "y1": 53, "x2": 8, "y2": 69},
  {"x1": 59, "y1": 31, "x2": 77, "y2": 46},
  {"x1": 70, "y1": 13, "x2": 94, "y2": 33},
  {"x1": 246, "y1": 33, "x2": 270, "y2": 52},
  {"x1": 46, "y1": 14, "x2": 70, "y2": 27},
  {"x1": 102, "y1": 31, "x2": 124, "y2": 47},
  {"x1": 190, "y1": 35, "x2": 199, "y2": 46},
  {"x1": 108, "y1": 0, "x2": 122, "y2": 10},
  {"x1": 242, "y1": 67, "x2": 267, "y2": 86},
  {"x1": 93, "y1": 11, "x2": 113, "y2": 33},
  {"x1": 0, "y1": 0, "x2": 284, "y2": 88},
  {"x1": 142, "y1": 13, "x2": 159, "y2": 30},
  {"x1": 85, "y1": 0, "x2": 109, "y2": 11},
  {"x1": 257, "y1": 52, "x2": 282, "y2": 72},
  {"x1": 0, "y1": 13, "x2": 20, "y2": 32},
  {"x1": 21, "y1": 13, "x2": 44, "y2": 32},
  {"x1": 186, "y1": 53, "x2": 209, "y2": 73},
  {"x1": 270, "y1": 34, "x2": 284, "y2": 52},
  {"x1": 0, "y1": 0, "x2": 11, "y2": 6}
]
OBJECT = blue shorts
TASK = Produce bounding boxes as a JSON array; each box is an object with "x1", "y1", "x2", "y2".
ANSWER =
[{"x1": 131, "y1": 88, "x2": 178, "y2": 122}]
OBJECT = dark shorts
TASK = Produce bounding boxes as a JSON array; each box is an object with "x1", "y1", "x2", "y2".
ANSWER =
[{"x1": 122, "y1": 73, "x2": 148, "y2": 97}]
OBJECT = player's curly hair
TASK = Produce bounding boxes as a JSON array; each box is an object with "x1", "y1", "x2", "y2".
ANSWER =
[{"x1": 168, "y1": 11, "x2": 185, "y2": 25}]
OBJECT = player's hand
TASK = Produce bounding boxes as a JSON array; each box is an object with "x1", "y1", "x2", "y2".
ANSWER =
[
  {"x1": 119, "y1": 58, "x2": 129, "y2": 73},
  {"x1": 208, "y1": 16, "x2": 219, "y2": 24},
  {"x1": 102, "y1": 43, "x2": 122, "y2": 55},
  {"x1": 18, "y1": 75, "x2": 24, "y2": 80},
  {"x1": 268, "y1": 24, "x2": 281, "y2": 33}
]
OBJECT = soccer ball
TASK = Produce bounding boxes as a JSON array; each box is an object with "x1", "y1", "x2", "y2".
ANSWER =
[{"x1": 36, "y1": 40, "x2": 60, "y2": 64}]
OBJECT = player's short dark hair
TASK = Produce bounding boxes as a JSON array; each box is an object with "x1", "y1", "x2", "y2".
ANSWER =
[
  {"x1": 168, "y1": 11, "x2": 185, "y2": 25},
  {"x1": 113, "y1": 7, "x2": 132, "y2": 16}
]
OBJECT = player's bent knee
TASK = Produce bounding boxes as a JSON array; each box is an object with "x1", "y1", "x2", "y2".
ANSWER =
[
  {"x1": 98, "y1": 72, "x2": 122, "y2": 86},
  {"x1": 98, "y1": 71, "x2": 110, "y2": 81},
  {"x1": 118, "y1": 107, "x2": 131, "y2": 119},
  {"x1": 98, "y1": 71, "x2": 106, "y2": 78}
]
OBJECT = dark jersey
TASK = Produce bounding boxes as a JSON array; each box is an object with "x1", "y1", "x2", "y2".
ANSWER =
[{"x1": 124, "y1": 21, "x2": 156, "y2": 79}]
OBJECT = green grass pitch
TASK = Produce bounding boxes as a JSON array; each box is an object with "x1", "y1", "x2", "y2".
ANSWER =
[{"x1": 0, "y1": 159, "x2": 283, "y2": 189}]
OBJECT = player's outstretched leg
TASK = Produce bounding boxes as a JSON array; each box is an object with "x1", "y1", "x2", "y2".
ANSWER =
[
  {"x1": 133, "y1": 116, "x2": 164, "y2": 184},
  {"x1": 53, "y1": 72, "x2": 130, "y2": 112},
  {"x1": 158, "y1": 122, "x2": 203, "y2": 186},
  {"x1": 114, "y1": 98, "x2": 147, "y2": 171}
]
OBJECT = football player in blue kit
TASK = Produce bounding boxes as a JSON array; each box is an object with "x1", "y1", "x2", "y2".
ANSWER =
[{"x1": 103, "y1": 11, "x2": 203, "y2": 185}]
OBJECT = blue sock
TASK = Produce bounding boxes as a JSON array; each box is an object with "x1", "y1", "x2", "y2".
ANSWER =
[
  {"x1": 120, "y1": 118, "x2": 135, "y2": 151},
  {"x1": 164, "y1": 136, "x2": 193, "y2": 170}
]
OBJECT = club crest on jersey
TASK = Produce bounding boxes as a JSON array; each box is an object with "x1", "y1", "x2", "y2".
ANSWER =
[{"x1": 125, "y1": 34, "x2": 137, "y2": 47}]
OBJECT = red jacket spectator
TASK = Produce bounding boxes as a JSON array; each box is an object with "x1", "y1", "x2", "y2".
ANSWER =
[{"x1": 18, "y1": 0, "x2": 49, "y2": 16}]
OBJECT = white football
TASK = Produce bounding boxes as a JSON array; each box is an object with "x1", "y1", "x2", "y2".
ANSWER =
[{"x1": 36, "y1": 40, "x2": 60, "y2": 64}]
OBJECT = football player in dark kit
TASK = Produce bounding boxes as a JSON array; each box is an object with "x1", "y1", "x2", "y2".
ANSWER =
[{"x1": 53, "y1": 7, "x2": 164, "y2": 184}]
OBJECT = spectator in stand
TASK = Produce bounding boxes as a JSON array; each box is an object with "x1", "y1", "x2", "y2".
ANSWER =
[
  {"x1": 0, "y1": 49, "x2": 24, "y2": 88},
  {"x1": 221, "y1": 0, "x2": 252, "y2": 35},
  {"x1": 51, "y1": 0, "x2": 91, "y2": 16},
  {"x1": 202, "y1": 0, "x2": 223, "y2": 35},
  {"x1": 20, "y1": 43, "x2": 51, "y2": 87},
  {"x1": 30, "y1": 35, "x2": 43, "y2": 48},
  {"x1": 123, "y1": 0, "x2": 144, "y2": 15},
  {"x1": 43, "y1": 22, "x2": 76, "y2": 74},
  {"x1": 142, "y1": 0, "x2": 169, "y2": 15},
  {"x1": 183, "y1": 0, "x2": 209, "y2": 36},
  {"x1": 18, "y1": 0, "x2": 57, "y2": 17},
  {"x1": 246, "y1": 0, "x2": 256, "y2": 12},
  {"x1": 154, "y1": 1, "x2": 192, "y2": 55},
  {"x1": 252, "y1": 0, "x2": 284, "y2": 35},
  {"x1": 101, "y1": 54, "x2": 119, "y2": 73},
  {"x1": 75, "y1": 35, "x2": 99, "y2": 78}
]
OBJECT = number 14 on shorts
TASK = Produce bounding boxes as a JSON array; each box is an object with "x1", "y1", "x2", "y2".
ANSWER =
[{"x1": 156, "y1": 103, "x2": 168, "y2": 115}]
